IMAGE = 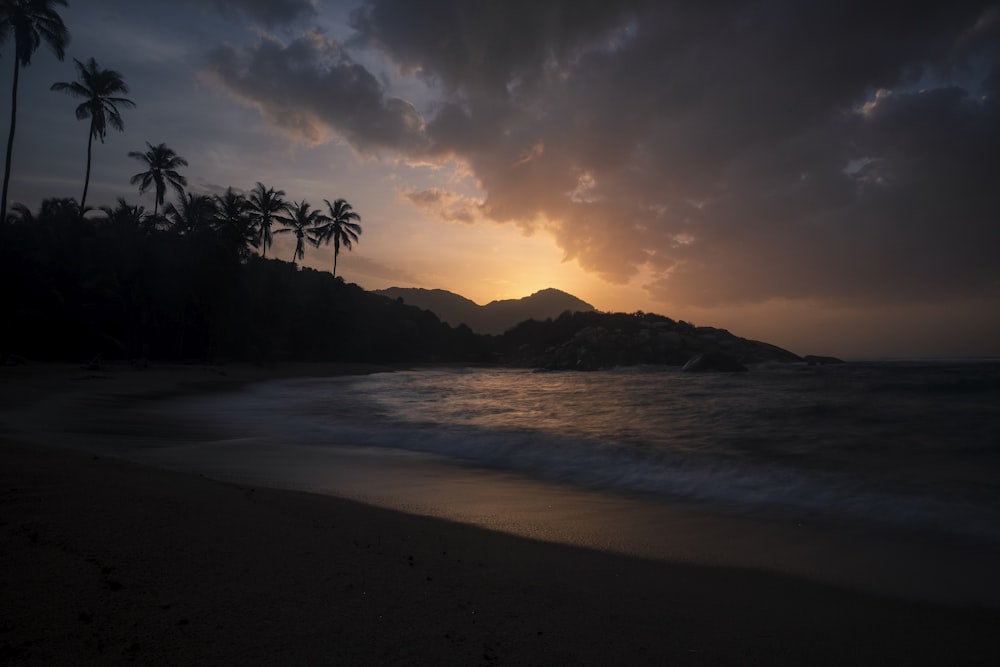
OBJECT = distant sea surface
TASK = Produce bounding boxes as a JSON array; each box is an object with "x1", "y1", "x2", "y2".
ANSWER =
[{"x1": 155, "y1": 360, "x2": 1000, "y2": 546}]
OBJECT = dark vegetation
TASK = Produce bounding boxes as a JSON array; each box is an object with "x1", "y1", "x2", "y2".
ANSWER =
[
  {"x1": 1, "y1": 1, "x2": 801, "y2": 371},
  {"x1": 0, "y1": 198, "x2": 487, "y2": 364},
  {"x1": 0, "y1": 199, "x2": 798, "y2": 370}
]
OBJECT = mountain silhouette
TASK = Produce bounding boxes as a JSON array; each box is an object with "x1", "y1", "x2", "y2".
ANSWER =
[{"x1": 376, "y1": 287, "x2": 596, "y2": 335}]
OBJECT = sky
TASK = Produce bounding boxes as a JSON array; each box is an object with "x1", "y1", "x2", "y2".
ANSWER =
[{"x1": 2, "y1": 0, "x2": 999, "y2": 359}]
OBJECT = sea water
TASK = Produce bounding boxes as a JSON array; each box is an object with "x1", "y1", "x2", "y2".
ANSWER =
[
  {"x1": 97, "y1": 359, "x2": 1000, "y2": 605},
  {"x1": 151, "y1": 360, "x2": 1000, "y2": 544}
]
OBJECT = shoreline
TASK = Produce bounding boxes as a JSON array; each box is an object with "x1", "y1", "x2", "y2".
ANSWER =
[{"x1": 3, "y1": 363, "x2": 1000, "y2": 664}]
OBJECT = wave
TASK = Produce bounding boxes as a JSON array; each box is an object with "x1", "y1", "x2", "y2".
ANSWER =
[{"x1": 172, "y1": 366, "x2": 1000, "y2": 544}]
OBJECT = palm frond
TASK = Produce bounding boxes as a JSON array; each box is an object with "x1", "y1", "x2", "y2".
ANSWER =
[{"x1": 1, "y1": 0, "x2": 69, "y2": 66}]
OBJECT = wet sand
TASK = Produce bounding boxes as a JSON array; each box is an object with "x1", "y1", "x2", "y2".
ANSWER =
[{"x1": 2, "y1": 363, "x2": 999, "y2": 665}]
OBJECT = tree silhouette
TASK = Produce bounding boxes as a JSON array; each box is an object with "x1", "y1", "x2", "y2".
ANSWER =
[
  {"x1": 51, "y1": 57, "x2": 134, "y2": 211},
  {"x1": 37, "y1": 195, "x2": 78, "y2": 219},
  {"x1": 0, "y1": 184, "x2": 492, "y2": 365},
  {"x1": 0, "y1": 0, "x2": 69, "y2": 219},
  {"x1": 313, "y1": 198, "x2": 361, "y2": 279},
  {"x1": 8, "y1": 200, "x2": 35, "y2": 225},
  {"x1": 164, "y1": 192, "x2": 215, "y2": 235},
  {"x1": 276, "y1": 200, "x2": 326, "y2": 264},
  {"x1": 11, "y1": 195, "x2": 78, "y2": 227},
  {"x1": 99, "y1": 197, "x2": 146, "y2": 232},
  {"x1": 128, "y1": 142, "x2": 187, "y2": 216},
  {"x1": 247, "y1": 182, "x2": 287, "y2": 258},
  {"x1": 213, "y1": 187, "x2": 256, "y2": 260}
]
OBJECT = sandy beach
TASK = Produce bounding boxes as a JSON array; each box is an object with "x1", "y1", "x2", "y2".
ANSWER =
[{"x1": 2, "y1": 363, "x2": 999, "y2": 665}]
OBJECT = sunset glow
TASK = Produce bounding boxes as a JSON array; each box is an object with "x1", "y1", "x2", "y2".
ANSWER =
[{"x1": 3, "y1": 0, "x2": 998, "y2": 358}]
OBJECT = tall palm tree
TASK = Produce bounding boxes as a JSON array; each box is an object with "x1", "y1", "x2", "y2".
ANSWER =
[
  {"x1": 276, "y1": 200, "x2": 326, "y2": 264},
  {"x1": 51, "y1": 57, "x2": 135, "y2": 211},
  {"x1": 313, "y1": 198, "x2": 361, "y2": 279},
  {"x1": 247, "y1": 181, "x2": 287, "y2": 258},
  {"x1": 128, "y1": 142, "x2": 187, "y2": 216},
  {"x1": 0, "y1": 0, "x2": 69, "y2": 219},
  {"x1": 213, "y1": 186, "x2": 256, "y2": 260}
]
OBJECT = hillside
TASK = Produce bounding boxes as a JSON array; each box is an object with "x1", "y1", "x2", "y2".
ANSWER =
[
  {"x1": 376, "y1": 287, "x2": 595, "y2": 335},
  {"x1": 1, "y1": 197, "x2": 803, "y2": 371}
]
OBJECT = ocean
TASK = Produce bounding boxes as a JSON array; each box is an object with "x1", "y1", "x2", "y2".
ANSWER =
[
  {"x1": 138, "y1": 360, "x2": 1000, "y2": 539},
  {"x1": 123, "y1": 360, "x2": 1000, "y2": 604}
]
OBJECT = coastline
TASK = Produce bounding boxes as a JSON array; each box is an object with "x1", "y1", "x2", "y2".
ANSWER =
[{"x1": 3, "y1": 363, "x2": 1000, "y2": 665}]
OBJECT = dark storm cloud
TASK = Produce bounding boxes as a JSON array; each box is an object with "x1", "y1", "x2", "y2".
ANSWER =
[
  {"x1": 212, "y1": 0, "x2": 1000, "y2": 307},
  {"x1": 195, "y1": 0, "x2": 318, "y2": 25},
  {"x1": 348, "y1": 0, "x2": 642, "y2": 94},
  {"x1": 202, "y1": 29, "x2": 426, "y2": 152}
]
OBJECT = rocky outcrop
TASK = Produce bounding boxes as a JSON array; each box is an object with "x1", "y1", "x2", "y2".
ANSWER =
[
  {"x1": 501, "y1": 314, "x2": 801, "y2": 371},
  {"x1": 682, "y1": 352, "x2": 748, "y2": 373},
  {"x1": 803, "y1": 355, "x2": 845, "y2": 365}
]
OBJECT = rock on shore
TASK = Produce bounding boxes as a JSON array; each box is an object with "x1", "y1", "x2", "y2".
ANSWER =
[{"x1": 503, "y1": 317, "x2": 801, "y2": 371}]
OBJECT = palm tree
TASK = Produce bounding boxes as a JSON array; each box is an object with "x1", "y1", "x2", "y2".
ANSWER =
[
  {"x1": 313, "y1": 198, "x2": 361, "y2": 279},
  {"x1": 247, "y1": 181, "x2": 287, "y2": 258},
  {"x1": 0, "y1": 0, "x2": 69, "y2": 219},
  {"x1": 99, "y1": 197, "x2": 146, "y2": 233},
  {"x1": 213, "y1": 186, "x2": 256, "y2": 260},
  {"x1": 276, "y1": 200, "x2": 326, "y2": 264},
  {"x1": 37, "y1": 195, "x2": 78, "y2": 219},
  {"x1": 128, "y1": 142, "x2": 187, "y2": 216},
  {"x1": 164, "y1": 192, "x2": 215, "y2": 235},
  {"x1": 51, "y1": 57, "x2": 135, "y2": 211},
  {"x1": 8, "y1": 200, "x2": 35, "y2": 225}
]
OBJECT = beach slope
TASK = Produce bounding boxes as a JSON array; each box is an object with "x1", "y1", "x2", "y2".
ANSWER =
[{"x1": 2, "y1": 365, "x2": 999, "y2": 665}]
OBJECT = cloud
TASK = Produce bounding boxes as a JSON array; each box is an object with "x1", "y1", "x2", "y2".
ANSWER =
[
  {"x1": 403, "y1": 187, "x2": 482, "y2": 223},
  {"x1": 348, "y1": 0, "x2": 640, "y2": 94},
  {"x1": 357, "y1": 0, "x2": 1000, "y2": 307},
  {"x1": 194, "y1": 0, "x2": 318, "y2": 26},
  {"x1": 202, "y1": 29, "x2": 428, "y2": 152},
  {"x1": 211, "y1": 0, "x2": 1000, "y2": 309}
]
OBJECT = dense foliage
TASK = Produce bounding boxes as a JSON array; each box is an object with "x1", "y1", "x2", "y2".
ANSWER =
[
  {"x1": 0, "y1": 198, "x2": 488, "y2": 364},
  {"x1": 0, "y1": 196, "x2": 802, "y2": 369}
]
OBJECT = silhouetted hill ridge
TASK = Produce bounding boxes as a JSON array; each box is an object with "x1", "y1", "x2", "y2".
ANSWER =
[{"x1": 376, "y1": 287, "x2": 595, "y2": 335}]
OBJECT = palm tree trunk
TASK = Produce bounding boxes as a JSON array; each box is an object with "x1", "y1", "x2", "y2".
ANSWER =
[
  {"x1": 1, "y1": 59, "x2": 21, "y2": 221},
  {"x1": 80, "y1": 128, "x2": 94, "y2": 212}
]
